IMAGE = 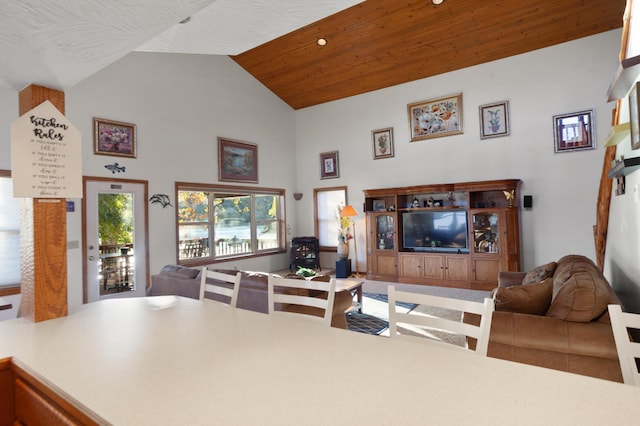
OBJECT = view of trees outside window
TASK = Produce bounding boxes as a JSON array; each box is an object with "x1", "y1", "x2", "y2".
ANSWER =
[
  {"x1": 177, "y1": 189, "x2": 281, "y2": 261},
  {"x1": 98, "y1": 193, "x2": 133, "y2": 246}
]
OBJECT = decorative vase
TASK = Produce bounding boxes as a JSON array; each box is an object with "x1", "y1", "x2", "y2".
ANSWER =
[{"x1": 337, "y1": 240, "x2": 349, "y2": 261}]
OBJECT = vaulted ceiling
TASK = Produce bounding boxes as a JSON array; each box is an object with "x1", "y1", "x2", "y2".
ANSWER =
[
  {"x1": 232, "y1": 0, "x2": 626, "y2": 110},
  {"x1": 0, "y1": 0, "x2": 625, "y2": 111}
]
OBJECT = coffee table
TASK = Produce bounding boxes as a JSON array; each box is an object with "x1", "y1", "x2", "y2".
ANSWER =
[{"x1": 335, "y1": 278, "x2": 364, "y2": 313}]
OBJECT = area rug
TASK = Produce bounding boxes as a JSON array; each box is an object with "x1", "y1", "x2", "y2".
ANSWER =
[
  {"x1": 346, "y1": 291, "x2": 478, "y2": 347},
  {"x1": 346, "y1": 292, "x2": 414, "y2": 335}
]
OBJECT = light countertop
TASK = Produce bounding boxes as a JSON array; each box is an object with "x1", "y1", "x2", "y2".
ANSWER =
[{"x1": 2, "y1": 296, "x2": 640, "y2": 425}]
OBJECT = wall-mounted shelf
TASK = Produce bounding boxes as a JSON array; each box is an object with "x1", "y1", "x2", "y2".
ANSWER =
[
  {"x1": 607, "y1": 55, "x2": 640, "y2": 101},
  {"x1": 608, "y1": 157, "x2": 640, "y2": 178},
  {"x1": 604, "y1": 122, "x2": 631, "y2": 147}
]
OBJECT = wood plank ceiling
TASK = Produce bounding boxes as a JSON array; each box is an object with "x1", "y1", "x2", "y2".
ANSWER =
[{"x1": 231, "y1": 0, "x2": 625, "y2": 110}]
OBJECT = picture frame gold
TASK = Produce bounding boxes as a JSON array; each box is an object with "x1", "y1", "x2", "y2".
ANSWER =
[
  {"x1": 407, "y1": 93, "x2": 463, "y2": 141},
  {"x1": 93, "y1": 117, "x2": 136, "y2": 158}
]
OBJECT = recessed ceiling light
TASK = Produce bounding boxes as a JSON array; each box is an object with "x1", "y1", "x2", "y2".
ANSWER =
[
  {"x1": 317, "y1": 38, "x2": 327, "y2": 46},
  {"x1": 432, "y1": 0, "x2": 444, "y2": 4}
]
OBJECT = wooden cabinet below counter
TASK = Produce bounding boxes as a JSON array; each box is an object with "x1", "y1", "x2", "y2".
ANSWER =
[{"x1": 0, "y1": 357, "x2": 102, "y2": 425}]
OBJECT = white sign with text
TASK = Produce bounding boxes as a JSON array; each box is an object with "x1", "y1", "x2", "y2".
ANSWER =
[{"x1": 10, "y1": 100, "x2": 82, "y2": 198}]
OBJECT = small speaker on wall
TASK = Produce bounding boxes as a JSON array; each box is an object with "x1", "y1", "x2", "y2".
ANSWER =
[{"x1": 523, "y1": 195, "x2": 533, "y2": 209}]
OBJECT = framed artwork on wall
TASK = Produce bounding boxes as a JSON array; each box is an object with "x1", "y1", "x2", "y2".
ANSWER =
[
  {"x1": 629, "y1": 82, "x2": 640, "y2": 150},
  {"x1": 218, "y1": 137, "x2": 258, "y2": 183},
  {"x1": 479, "y1": 101, "x2": 510, "y2": 139},
  {"x1": 320, "y1": 151, "x2": 339, "y2": 179},
  {"x1": 407, "y1": 93, "x2": 463, "y2": 141},
  {"x1": 552, "y1": 110, "x2": 595, "y2": 153},
  {"x1": 372, "y1": 127, "x2": 394, "y2": 159},
  {"x1": 93, "y1": 118, "x2": 136, "y2": 158}
]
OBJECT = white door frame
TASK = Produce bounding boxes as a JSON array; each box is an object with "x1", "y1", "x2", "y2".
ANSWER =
[{"x1": 82, "y1": 177, "x2": 149, "y2": 303}]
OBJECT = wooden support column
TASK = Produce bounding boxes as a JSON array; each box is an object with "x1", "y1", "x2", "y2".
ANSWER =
[{"x1": 18, "y1": 85, "x2": 68, "y2": 322}]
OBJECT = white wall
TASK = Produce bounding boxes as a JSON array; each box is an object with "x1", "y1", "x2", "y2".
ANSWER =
[
  {"x1": 2, "y1": 30, "x2": 628, "y2": 308},
  {"x1": 294, "y1": 30, "x2": 621, "y2": 274},
  {"x1": 1, "y1": 53, "x2": 297, "y2": 307}
]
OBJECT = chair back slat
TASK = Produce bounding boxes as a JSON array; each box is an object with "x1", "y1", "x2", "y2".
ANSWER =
[
  {"x1": 388, "y1": 286, "x2": 494, "y2": 355},
  {"x1": 608, "y1": 304, "x2": 640, "y2": 386},
  {"x1": 200, "y1": 267, "x2": 241, "y2": 308},
  {"x1": 268, "y1": 274, "x2": 336, "y2": 326}
]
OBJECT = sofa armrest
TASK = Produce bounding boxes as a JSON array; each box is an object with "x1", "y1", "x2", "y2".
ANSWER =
[{"x1": 497, "y1": 271, "x2": 526, "y2": 287}]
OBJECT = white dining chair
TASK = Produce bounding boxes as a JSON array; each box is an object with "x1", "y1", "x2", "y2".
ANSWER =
[
  {"x1": 267, "y1": 274, "x2": 336, "y2": 326},
  {"x1": 387, "y1": 286, "x2": 495, "y2": 355},
  {"x1": 199, "y1": 267, "x2": 241, "y2": 308},
  {"x1": 608, "y1": 304, "x2": 640, "y2": 386}
]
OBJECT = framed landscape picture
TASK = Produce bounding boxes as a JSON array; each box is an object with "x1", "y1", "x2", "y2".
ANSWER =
[
  {"x1": 93, "y1": 118, "x2": 136, "y2": 158},
  {"x1": 553, "y1": 110, "x2": 595, "y2": 153},
  {"x1": 320, "y1": 151, "x2": 339, "y2": 179},
  {"x1": 407, "y1": 93, "x2": 463, "y2": 141},
  {"x1": 372, "y1": 127, "x2": 394, "y2": 159},
  {"x1": 218, "y1": 137, "x2": 258, "y2": 183},
  {"x1": 479, "y1": 101, "x2": 510, "y2": 139}
]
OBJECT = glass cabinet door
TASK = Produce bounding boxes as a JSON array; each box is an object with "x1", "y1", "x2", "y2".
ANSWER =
[
  {"x1": 472, "y1": 211, "x2": 499, "y2": 254},
  {"x1": 375, "y1": 213, "x2": 395, "y2": 250}
]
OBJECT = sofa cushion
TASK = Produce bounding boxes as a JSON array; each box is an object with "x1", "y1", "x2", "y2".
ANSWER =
[
  {"x1": 545, "y1": 271, "x2": 610, "y2": 322},
  {"x1": 522, "y1": 262, "x2": 557, "y2": 285},
  {"x1": 493, "y1": 277, "x2": 553, "y2": 315},
  {"x1": 160, "y1": 265, "x2": 201, "y2": 279}
]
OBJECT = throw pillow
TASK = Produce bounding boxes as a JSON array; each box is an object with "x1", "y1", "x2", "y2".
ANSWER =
[
  {"x1": 493, "y1": 277, "x2": 553, "y2": 315},
  {"x1": 522, "y1": 262, "x2": 558, "y2": 286},
  {"x1": 545, "y1": 271, "x2": 610, "y2": 322}
]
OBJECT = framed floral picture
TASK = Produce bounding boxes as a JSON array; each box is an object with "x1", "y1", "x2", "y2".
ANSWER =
[
  {"x1": 218, "y1": 137, "x2": 258, "y2": 183},
  {"x1": 407, "y1": 93, "x2": 463, "y2": 141},
  {"x1": 320, "y1": 151, "x2": 339, "y2": 179},
  {"x1": 372, "y1": 127, "x2": 394, "y2": 159},
  {"x1": 93, "y1": 118, "x2": 136, "y2": 158},
  {"x1": 479, "y1": 101, "x2": 510, "y2": 139},
  {"x1": 553, "y1": 110, "x2": 595, "y2": 153}
]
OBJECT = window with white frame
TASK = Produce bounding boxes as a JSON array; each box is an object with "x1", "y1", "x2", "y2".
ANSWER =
[
  {"x1": 0, "y1": 171, "x2": 20, "y2": 288},
  {"x1": 314, "y1": 186, "x2": 347, "y2": 249},
  {"x1": 176, "y1": 183, "x2": 285, "y2": 264}
]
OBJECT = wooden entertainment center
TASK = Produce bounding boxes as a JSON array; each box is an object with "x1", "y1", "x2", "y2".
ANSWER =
[{"x1": 364, "y1": 179, "x2": 521, "y2": 291}]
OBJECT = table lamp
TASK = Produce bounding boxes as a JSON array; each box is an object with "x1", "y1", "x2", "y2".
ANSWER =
[{"x1": 340, "y1": 205, "x2": 360, "y2": 277}]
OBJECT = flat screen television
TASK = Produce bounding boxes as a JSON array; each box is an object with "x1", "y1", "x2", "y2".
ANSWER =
[{"x1": 402, "y1": 210, "x2": 469, "y2": 253}]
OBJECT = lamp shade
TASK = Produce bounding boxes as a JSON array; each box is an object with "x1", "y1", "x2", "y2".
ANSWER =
[{"x1": 340, "y1": 205, "x2": 358, "y2": 218}]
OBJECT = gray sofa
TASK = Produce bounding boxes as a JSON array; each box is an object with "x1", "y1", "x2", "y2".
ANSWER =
[{"x1": 149, "y1": 265, "x2": 353, "y2": 328}]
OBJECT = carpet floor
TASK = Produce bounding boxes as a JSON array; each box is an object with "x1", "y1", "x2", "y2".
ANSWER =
[{"x1": 346, "y1": 283, "x2": 490, "y2": 347}]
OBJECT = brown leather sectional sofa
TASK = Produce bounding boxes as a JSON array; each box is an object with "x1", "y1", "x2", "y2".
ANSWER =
[
  {"x1": 149, "y1": 265, "x2": 353, "y2": 328},
  {"x1": 466, "y1": 255, "x2": 623, "y2": 382}
]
